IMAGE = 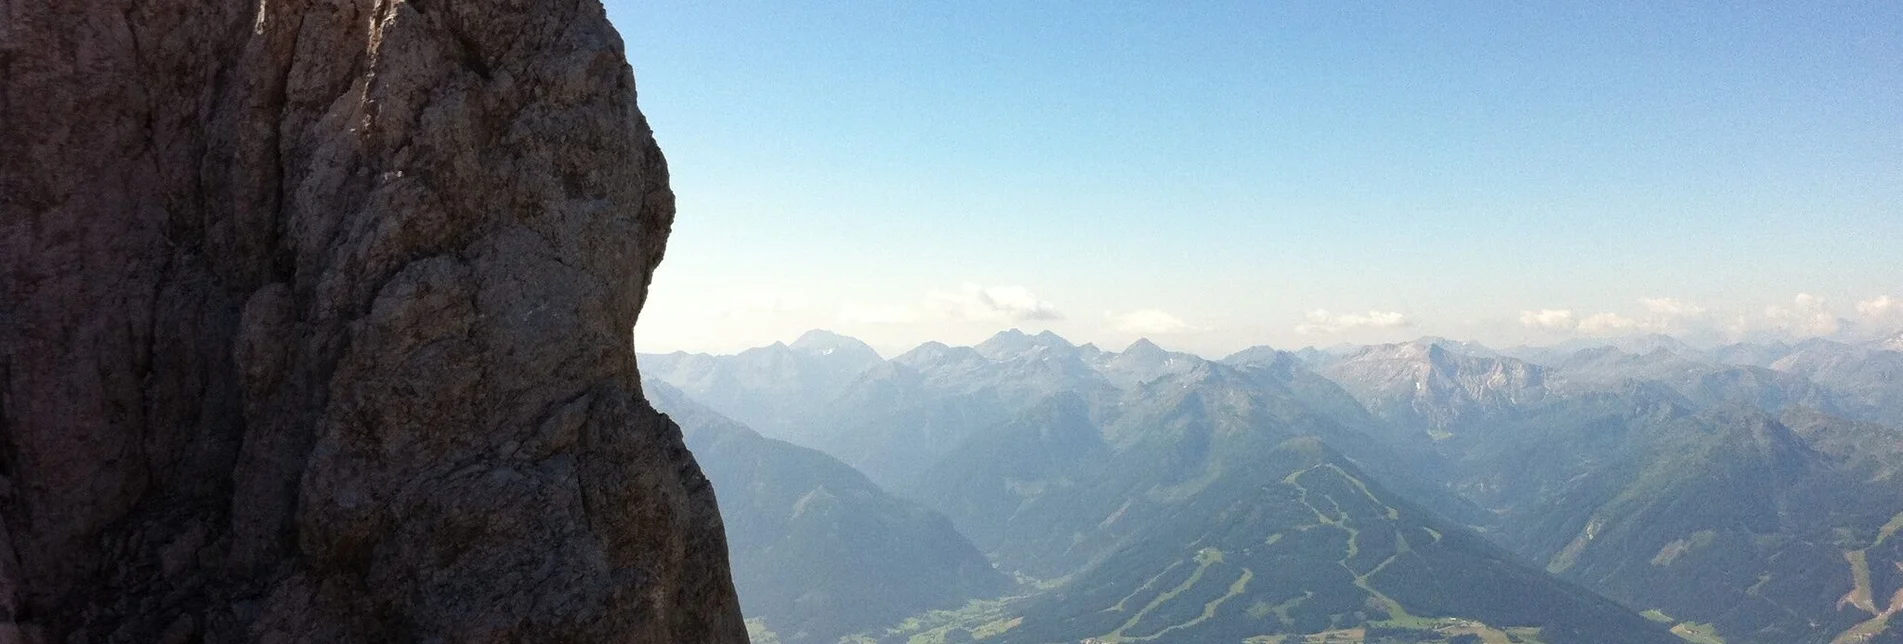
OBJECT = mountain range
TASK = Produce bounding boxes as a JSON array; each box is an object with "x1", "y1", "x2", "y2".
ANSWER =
[
  {"x1": 642, "y1": 329, "x2": 1903, "y2": 643},
  {"x1": 645, "y1": 380, "x2": 1008, "y2": 644}
]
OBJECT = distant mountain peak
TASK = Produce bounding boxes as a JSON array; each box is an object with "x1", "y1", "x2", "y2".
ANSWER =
[
  {"x1": 1355, "y1": 339, "x2": 1438, "y2": 362},
  {"x1": 1123, "y1": 337, "x2": 1166, "y2": 356},
  {"x1": 1091, "y1": 338, "x2": 1208, "y2": 388},
  {"x1": 976, "y1": 328, "x2": 1076, "y2": 360},
  {"x1": 1411, "y1": 335, "x2": 1497, "y2": 357},
  {"x1": 791, "y1": 328, "x2": 854, "y2": 346},
  {"x1": 1221, "y1": 345, "x2": 1287, "y2": 367},
  {"x1": 789, "y1": 329, "x2": 880, "y2": 359},
  {"x1": 894, "y1": 340, "x2": 984, "y2": 367}
]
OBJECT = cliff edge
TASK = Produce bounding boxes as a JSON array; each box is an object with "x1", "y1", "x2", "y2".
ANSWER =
[{"x1": 0, "y1": 0, "x2": 746, "y2": 641}]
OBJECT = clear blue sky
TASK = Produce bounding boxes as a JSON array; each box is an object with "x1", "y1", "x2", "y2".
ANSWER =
[{"x1": 605, "y1": 1, "x2": 1903, "y2": 356}]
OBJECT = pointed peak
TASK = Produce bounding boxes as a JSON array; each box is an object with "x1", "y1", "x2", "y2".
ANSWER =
[
  {"x1": 894, "y1": 340, "x2": 980, "y2": 366},
  {"x1": 1033, "y1": 329, "x2": 1073, "y2": 346},
  {"x1": 896, "y1": 340, "x2": 952, "y2": 359},
  {"x1": 1221, "y1": 345, "x2": 1285, "y2": 365},
  {"x1": 1410, "y1": 335, "x2": 1496, "y2": 357},
  {"x1": 1123, "y1": 338, "x2": 1165, "y2": 356}
]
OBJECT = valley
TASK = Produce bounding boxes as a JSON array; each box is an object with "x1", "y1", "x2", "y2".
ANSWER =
[{"x1": 641, "y1": 329, "x2": 1903, "y2": 643}]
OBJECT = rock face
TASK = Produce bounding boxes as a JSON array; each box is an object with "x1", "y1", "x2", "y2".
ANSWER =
[{"x1": 1, "y1": 1, "x2": 746, "y2": 642}]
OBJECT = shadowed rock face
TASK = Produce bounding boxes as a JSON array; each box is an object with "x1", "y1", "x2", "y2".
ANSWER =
[{"x1": 0, "y1": 0, "x2": 746, "y2": 641}]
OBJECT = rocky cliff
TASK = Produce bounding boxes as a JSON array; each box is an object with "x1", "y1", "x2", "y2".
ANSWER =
[{"x1": 0, "y1": 0, "x2": 746, "y2": 641}]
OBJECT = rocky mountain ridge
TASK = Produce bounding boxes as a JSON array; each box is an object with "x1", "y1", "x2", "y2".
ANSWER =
[
  {"x1": 644, "y1": 382, "x2": 1007, "y2": 644},
  {"x1": 2, "y1": 2, "x2": 744, "y2": 641},
  {"x1": 647, "y1": 328, "x2": 1903, "y2": 643}
]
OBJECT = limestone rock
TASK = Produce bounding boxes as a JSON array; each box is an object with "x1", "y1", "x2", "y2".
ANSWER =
[{"x1": 0, "y1": 0, "x2": 746, "y2": 641}]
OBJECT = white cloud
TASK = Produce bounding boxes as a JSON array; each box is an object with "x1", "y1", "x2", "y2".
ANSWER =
[
  {"x1": 1108, "y1": 309, "x2": 1203, "y2": 335},
  {"x1": 837, "y1": 303, "x2": 919, "y2": 325},
  {"x1": 1764, "y1": 292, "x2": 1842, "y2": 336},
  {"x1": 1296, "y1": 309, "x2": 1411, "y2": 335},
  {"x1": 1857, "y1": 295, "x2": 1900, "y2": 321},
  {"x1": 1638, "y1": 297, "x2": 1707, "y2": 318},
  {"x1": 1345, "y1": 310, "x2": 1412, "y2": 327},
  {"x1": 926, "y1": 283, "x2": 1063, "y2": 323},
  {"x1": 831, "y1": 283, "x2": 1061, "y2": 328},
  {"x1": 1629, "y1": 296, "x2": 1709, "y2": 334},
  {"x1": 1564, "y1": 297, "x2": 1708, "y2": 336},
  {"x1": 1519, "y1": 309, "x2": 1576, "y2": 330},
  {"x1": 1577, "y1": 312, "x2": 1638, "y2": 335}
]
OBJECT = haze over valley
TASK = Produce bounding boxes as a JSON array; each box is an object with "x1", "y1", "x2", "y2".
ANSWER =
[
  {"x1": 606, "y1": 3, "x2": 1903, "y2": 642},
  {"x1": 13, "y1": 2, "x2": 1897, "y2": 643},
  {"x1": 640, "y1": 327, "x2": 1903, "y2": 643}
]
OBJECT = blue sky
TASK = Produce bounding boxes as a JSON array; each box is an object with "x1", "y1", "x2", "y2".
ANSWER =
[{"x1": 606, "y1": 1, "x2": 1903, "y2": 356}]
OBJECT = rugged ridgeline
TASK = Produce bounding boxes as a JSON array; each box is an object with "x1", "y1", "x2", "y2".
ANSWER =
[
  {"x1": 649, "y1": 329, "x2": 1903, "y2": 643},
  {"x1": 991, "y1": 438, "x2": 1674, "y2": 644},
  {"x1": 1, "y1": 2, "x2": 744, "y2": 642},
  {"x1": 900, "y1": 340, "x2": 1674, "y2": 644},
  {"x1": 1757, "y1": 338, "x2": 1903, "y2": 425},
  {"x1": 642, "y1": 330, "x2": 885, "y2": 444},
  {"x1": 647, "y1": 331, "x2": 1682, "y2": 643},
  {"x1": 1311, "y1": 339, "x2": 1903, "y2": 643},
  {"x1": 644, "y1": 382, "x2": 1009, "y2": 644}
]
